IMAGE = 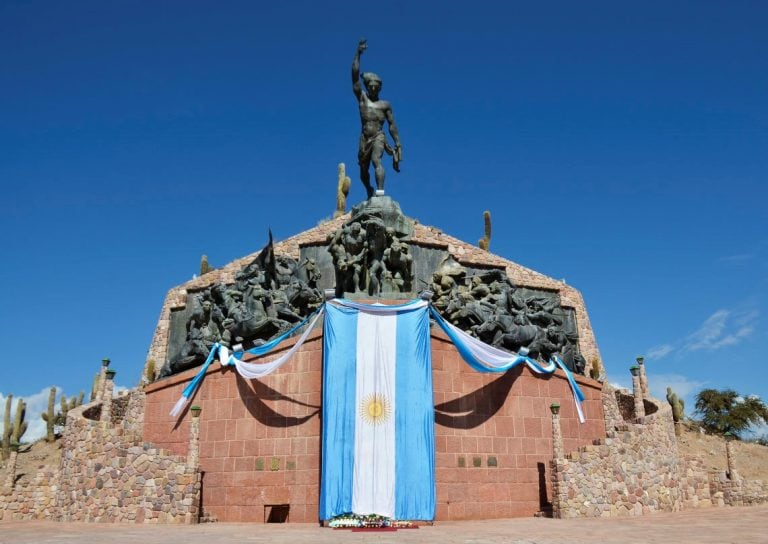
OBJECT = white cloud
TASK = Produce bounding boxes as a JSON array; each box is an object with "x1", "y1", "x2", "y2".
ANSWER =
[
  {"x1": 710, "y1": 325, "x2": 753, "y2": 349},
  {"x1": 113, "y1": 384, "x2": 130, "y2": 397},
  {"x1": 0, "y1": 386, "x2": 83, "y2": 443},
  {"x1": 0, "y1": 383, "x2": 130, "y2": 443},
  {"x1": 644, "y1": 308, "x2": 759, "y2": 362},
  {"x1": 744, "y1": 421, "x2": 768, "y2": 440},
  {"x1": 647, "y1": 373, "x2": 707, "y2": 411},
  {"x1": 719, "y1": 253, "x2": 756, "y2": 264},
  {"x1": 734, "y1": 309, "x2": 760, "y2": 326},
  {"x1": 647, "y1": 344, "x2": 674, "y2": 360},
  {"x1": 683, "y1": 309, "x2": 757, "y2": 352},
  {"x1": 684, "y1": 310, "x2": 729, "y2": 351}
]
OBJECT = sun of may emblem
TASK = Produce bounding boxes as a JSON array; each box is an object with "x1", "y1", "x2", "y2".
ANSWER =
[{"x1": 360, "y1": 393, "x2": 391, "y2": 425}]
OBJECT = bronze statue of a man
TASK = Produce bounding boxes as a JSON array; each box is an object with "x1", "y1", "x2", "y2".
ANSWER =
[{"x1": 352, "y1": 39, "x2": 402, "y2": 198}]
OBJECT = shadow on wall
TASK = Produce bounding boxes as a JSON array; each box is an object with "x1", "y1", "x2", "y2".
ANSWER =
[
  {"x1": 434, "y1": 367, "x2": 524, "y2": 429},
  {"x1": 537, "y1": 462, "x2": 552, "y2": 514},
  {"x1": 615, "y1": 390, "x2": 635, "y2": 420},
  {"x1": 614, "y1": 389, "x2": 659, "y2": 421},
  {"x1": 236, "y1": 373, "x2": 320, "y2": 427}
]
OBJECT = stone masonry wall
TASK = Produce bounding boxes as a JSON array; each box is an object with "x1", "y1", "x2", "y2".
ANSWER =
[
  {"x1": 679, "y1": 455, "x2": 715, "y2": 509},
  {"x1": 554, "y1": 388, "x2": 685, "y2": 517},
  {"x1": 57, "y1": 395, "x2": 200, "y2": 523},
  {"x1": 710, "y1": 472, "x2": 768, "y2": 507},
  {"x1": 0, "y1": 467, "x2": 59, "y2": 521},
  {"x1": 1, "y1": 389, "x2": 199, "y2": 523}
]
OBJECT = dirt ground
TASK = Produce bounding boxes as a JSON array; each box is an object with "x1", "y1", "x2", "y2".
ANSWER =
[
  {"x1": 676, "y1": 423, "x2": 768, "y2": 481},
  {"x1": 1, "y1": 437, "x2": 62, "y2": 482}
]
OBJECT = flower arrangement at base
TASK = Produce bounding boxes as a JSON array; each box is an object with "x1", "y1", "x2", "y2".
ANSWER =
[
  {"x1": 328, "y1": 514, "x2": 362, "y2": 528},
  {"x1": 329, "y1": 513, "x2": 417, "y2": 529}
]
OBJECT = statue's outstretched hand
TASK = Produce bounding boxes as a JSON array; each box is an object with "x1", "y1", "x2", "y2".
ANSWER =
[{"x1": 357, "y1": 39, "x2": 367, "y2": 54}]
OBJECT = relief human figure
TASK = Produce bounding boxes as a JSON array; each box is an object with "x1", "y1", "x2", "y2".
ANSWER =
[
  {"x1": 382, "y1": 238, "x2": 413, "y2": 292},
  {"x1": 301, "y1": 258, "x2": 321, "y2": 289},
  {"x1": 352, "y1": 39, "x2": 402, "y2": 198},
  {"x1": 363, "y1": 218, "x2": 389, "y2": 295},
  {"x1": 164, "y1": 298, "x2": 225, "y2": 376},
  {"x1": 329, "y1": 221, "x2": 368, "y2": 293}
]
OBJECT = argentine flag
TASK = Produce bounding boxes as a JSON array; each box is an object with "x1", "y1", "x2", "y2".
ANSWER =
[{"x1": 320, "y1": 299, "x2": 435, "y2": 521}]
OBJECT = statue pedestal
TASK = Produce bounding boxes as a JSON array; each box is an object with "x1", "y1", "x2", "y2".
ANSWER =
[
  {"x1": 350, "y1": 195, "x2": 413, "y2": 237},
  {"x1": 341, "y1": 292, "x2": 418, "y2": 303}
]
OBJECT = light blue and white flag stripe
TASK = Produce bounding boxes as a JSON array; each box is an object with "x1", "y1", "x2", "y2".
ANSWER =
[
  {"x1": 169, "y1": 307, "x2": 323, "y2": 417},
  {"x1": 320, "y1": 300, "x2": 435, "y2": 520},
  {"x1": 169, "y1": 344, "x2": 220, "y2": 417}
]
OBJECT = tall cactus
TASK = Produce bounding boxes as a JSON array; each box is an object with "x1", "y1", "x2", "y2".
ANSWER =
[
  {"x1": 478, "y1": 210, "x2": 492, "y2": 251},
  {"x1": 60, "y1": 392, "x2": 83, "y2": 424},
  {"x1": 144, "y1": 358, "x2": 156, "y2": 385},
  {"x1": 42, "y1": 387, "x2": 56, "y2": 442},
  {"x1": 666, "y1": 386, "x2": 685, "y2": 436},
  {"x1": 2, "y1": 394, "x2": 12, "y2": 460},
  {"x1": 200, "y1": 254, "x2": 211, "y2": 275},
  {"x1": 11, "y1": 398, "x2": 27, "y2": 445},
  {"x1": 334, "y1": 163, "x2": 352, "y2": 218},
  {"x1": 90, "y1": 371, "x2": 101, "y2": 401},
  {"x1": 42, "y1": 388, "x2": 84, "y2": 442},
  {"x1": 589, "y1": 357, "x2": 603, "y2": 381}
]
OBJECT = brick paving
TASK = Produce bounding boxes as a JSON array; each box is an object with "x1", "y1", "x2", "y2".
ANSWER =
[{"x1": 2, "y1": 506, "x2": 767, "y2": 544}]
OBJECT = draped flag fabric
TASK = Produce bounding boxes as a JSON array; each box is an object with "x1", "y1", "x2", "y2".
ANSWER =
[
  {"x1": 429, "y1": 306, "x2": 586, "y2": 423},
  {"x1": 169, "y1": 306, "x2": 324, "y2": 417},
  {"x1": 218, "y1": 306, "x2": 325, "y2": 379},
  {"x1": 320, "y1": 299, "x2": 435, "y2": 521}
]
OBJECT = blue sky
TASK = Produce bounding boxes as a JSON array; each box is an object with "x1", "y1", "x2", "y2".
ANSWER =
[{"x1": 1, "y1": 1, "x2": 766, "y2": 439}]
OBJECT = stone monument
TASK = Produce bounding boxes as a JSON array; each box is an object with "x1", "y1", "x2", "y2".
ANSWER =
[{"x1": 160, "y1": 189, "x2": 586, "y2": 376}]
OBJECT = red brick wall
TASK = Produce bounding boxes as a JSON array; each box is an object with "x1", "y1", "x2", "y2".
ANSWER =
[
  {"x1": 144, "y1": 331, "x2": 324, "y2": 523},
  {"x1": 144, "y1": 329, "x2": 604, "y2": 523},
  {"x1": 432, "y1": 334, "x2": 604, "y2": 519}
]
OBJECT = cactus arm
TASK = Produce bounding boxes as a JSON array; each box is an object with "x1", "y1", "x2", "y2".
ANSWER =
[
  {"x1": 478, "y1": 210, "x2": 492, "y2": 250},
  {"x1": 2, "y1": 394, "x2": 12, "y2": 459},
  {"x1": 335, "y1": 163, "x2": 352, "y2": 218},
  {"x1": 90, "y1": 372, "x2": 101, "y2": 401},
  {"x1": 43, "y1": 386, "x2": 56, "y2": 442},
  {"x1": 12, "y1": 399, "x2": 27, "y2": 444}
]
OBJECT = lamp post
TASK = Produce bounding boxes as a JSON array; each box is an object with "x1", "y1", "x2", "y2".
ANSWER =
[
  {"x1": 96, "y1": 358, "x2": 110, "y2": 401},
  {"x1": 101, "y1": 368, "x2": 116, "y2": 424},
  {"x1": 630, "y1": 365, "x2": 645, "y2": 419},
  {"x1": 549, "y1": 402, "x2": 563, "y2": 460},
  {"x1": 188, "y1": 406, "x2": 202, "y2": 470},
  {"x1": 549, "y1": 402, "x2": 566, "y2": 519},
  {"x1": 724, "y1": 431, "x2": 740, "y2": 481},
  {"x1": 636, "y1": 356, "x2": 648, "y2": 397}
]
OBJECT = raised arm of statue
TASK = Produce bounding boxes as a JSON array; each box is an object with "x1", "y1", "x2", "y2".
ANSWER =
[{"x1": 352, "y1": 39, "x2": 366, "y2": 100}]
